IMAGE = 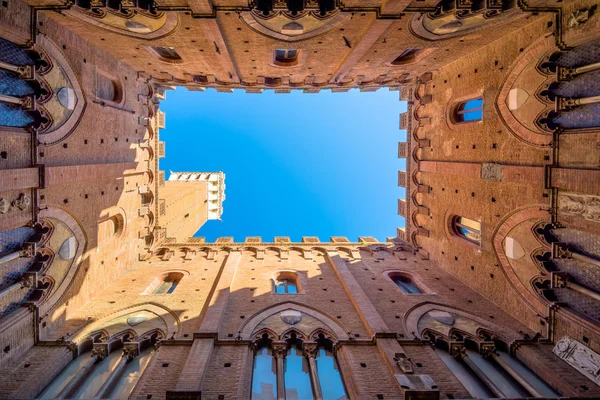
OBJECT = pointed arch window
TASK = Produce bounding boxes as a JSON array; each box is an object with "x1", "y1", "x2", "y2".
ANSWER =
[
  {"x1": 428, "y1": 334, "x2": 559, "y2": 399},
  {"x1": 251, "y1": 332, "x2": 348, "y2": 400},
  {"x1": 454, "y1": 98, "x2": 483, "y2": 122},
  {"x1": 452, "y1": 216, "x2": 481, "y2": 245}
]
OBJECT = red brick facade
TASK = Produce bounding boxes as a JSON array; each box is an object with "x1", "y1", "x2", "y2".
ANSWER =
[{"x1": 0, "y1": 0, "x2": 599, "y2": 399}]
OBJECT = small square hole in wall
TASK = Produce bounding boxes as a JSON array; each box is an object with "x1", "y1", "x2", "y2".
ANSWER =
[
  {"x1": 224, "y1": 363, "x2": 232, "y2": 368},
  {"x1": 146, "y1": 395, "x2": 152, "y2": 399},
  {"x1": 1, "y1": 1, "x2": 8, "y2": 8},
  {"x1": 218, "y1": 395, "x2": 225, "y2": 400},
  {"x1": 24, "y1": 363, "x2": 31, "y2": 368},
  {"x1": 583, "y1": 336, "x2": 589, "y2": 343},
  {"x1": 1, "y1": 151, "x2": 7, "y2": 159},
  {"x1": 377, "y1": 395, "x2": 384, "y2": 399},
  {"x1": 360, "y1": 363, "x2": 367, "y2": 368},
  {"x1": 40, "y1": 195, "x2": 45, "y2": 200},
  {"x1": 354, "y1": 333, "x2": 360, "y2": 337},
  {"x1": 228, "y1": 333, "x2": 234, "y2": 337},
  {"x1": 447, "y1": 395, "x2": 455, "y2": 399},
  {"x1": 162, "y1": 363, "x2": 169, "y2": 367}
]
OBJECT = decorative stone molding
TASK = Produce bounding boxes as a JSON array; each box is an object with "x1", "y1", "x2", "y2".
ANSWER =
[
  {"x1": 553, "y1": 336, "x2": 600, "y2": 385},
  {"x1": 558, "y1": 193, "x2": 600, "y2": 222},
  {"x1": 394, "y1": 353, "x2": 414, "y2": 373},
  {"x1": 481, "y1": 163, "x2": 503, "y2": 181}
]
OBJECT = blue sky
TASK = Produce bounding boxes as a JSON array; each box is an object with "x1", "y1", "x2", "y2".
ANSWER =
[{"x1": 160, "y1": 87, "x2": 406, "y2": 243}]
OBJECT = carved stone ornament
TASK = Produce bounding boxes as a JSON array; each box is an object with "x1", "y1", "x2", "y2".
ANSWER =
[
  {"x1": 12, "y1": 193, "x2": 30, "y2": 211},
  {"x1": 554, "y1": 336, "x2": 600, "y2": 385},
  {"x1": 272, "y1": 342, "x2": 288, "y2": 359},
  {"x1": 127, "y1": 314, "x2": 148, "y2": 326},
  {"x1": 302, "y1": 342, "x2": 318, "y2": 359},
  {"x1": 394, "y1": 353, "x2": 414, "y2": 374},
  {"x1": 567, "y1": 9, "x2": 590, "y2": 29},
  {"x1": 280, "y1": 310, "x2": 302, "y2": 325},
  {"x1": 481, "y1": 162, "x2": 503, "y2": 181},
  {"x1": 558, "y1": 193, "x2": 600, "y2": 223},
  {"x1": 0, "y1": 198, "x2": 9, "y2": 214}
]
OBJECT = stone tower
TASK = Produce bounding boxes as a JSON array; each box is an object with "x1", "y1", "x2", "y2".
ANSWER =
[{"x1": 159, "y1": 171, "x2": 226, "y2": 242}]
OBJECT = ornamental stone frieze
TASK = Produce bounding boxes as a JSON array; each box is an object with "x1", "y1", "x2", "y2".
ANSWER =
[
  {"x1": 553, "y1": 336, "x2": 600, "y2": 386},
  {"x1": 558, "y1": 192, "x2": 600, "y2": 223}
]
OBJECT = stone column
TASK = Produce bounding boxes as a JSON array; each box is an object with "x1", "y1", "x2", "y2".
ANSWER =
[
  {"x1": 452, "y1": 344, "x2": 505, "y2": 398},
  {"x1": 482, "y1": 347, "x2": 543, "y2": 398},
  {"x1": 93, "y1": 344, "x2": 137, "y2": 400},
  {"x1": 559, "y1": 61, "x2": 600, "y2": 80},
  {"x1": 56, "y1": 346, "x2": 105, "y2": 400},
  {"x1": 553, "y1": 243, "x2": 600, "y2": 269},
  {"x1": 272, "y1": 342, "x2": 287, "y2": 400},
  {"x1": 0, "y1": 60, "x2": 34, "y2": 79},
  {"x1": 552, "y1": 272, "x2": 600, "y2": 302},
  {"x1": 303, "y1": 342, "x2": 323, "y2": 400}
]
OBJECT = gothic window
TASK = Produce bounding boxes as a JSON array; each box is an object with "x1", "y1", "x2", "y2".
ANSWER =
[
  {"x1": 152, "y1": 272, "x2": 183, "y2": 294},
  {"x1": 251, "y1": 332, "x2": 348, "y2": 400},
  {"x1": 318, "y1": 0, "x2": 336, "y2": 15},
  {"x1": 430, "y1": 337, "x2": 558, "y2": 399},
  {"x1": 38, "y1": 333, "x2": 158, "y2": 400},
  {"x1": 273, "y1": 49, "x2": 299, "y2": 67},
  {"x1": 454, "y1": 98, "x2": 483, "y2": 122},
  {"x1": 284, "y1": 344, "x2": 313, "y2": 398},
  {"x1": 286, "y1": 0, "x2": 306, "y2": 15},
  {"x1": 391, "y1": 275, "x2": 422, "y2": 294},
  {"x1": 315, "y1": 338, "x2": 346, "y2": 399},
  {"x1": 252, "y1": 345, "x2": 277, "y2": 399},
  {"x1": 391, "y1": 49, "x2": 420, "y2": 65},
  {"x1": 274, "y1": 278, "x2": 297, "y2": 294},
  {"x1": 452, "y1": 216, "x2": 481, "y2": 245},
  {"x1": 96, "y1": 72, "x2": 122, "y2": 103},
  {"x1": 149, "y1": 46, "x2": 183, "y2": 63},
  {"x1": 256, "y1": 0, "x2": 275, "y2": 15}
]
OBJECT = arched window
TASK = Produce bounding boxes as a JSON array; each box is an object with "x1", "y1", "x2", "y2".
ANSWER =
[
  {"x1": 391, "y1": 49, "x2": 420, "y2": 65},
  {"x1": 255, "y1": 0, "x2": 275, "y2": 15},
  {"x1": 286, "y1": 0, "x2": 306, "y2": 15},
  {"x1": 391, "y1": 275, "x2": 422, "y2": 294},
  {"x1": 38, "y1": 333, "x2": 158, "y2": 400},
  {"x1": 273, "y1": 49, "x2": 299, "y2": 66},
  {"x1": 284, "y1": 343, "x2": 313, "y2": 398},
  {"x1": 149, "y1": 46, "x2": 183, "y2": 63},
  {"x1": 452, "y1": 216, "x2": 481, "y2": 245},
  {"x1": 429, "y1": 336, "x2": 559, "y2": 399},
  {"x1": 251, "y1": 332, "x2": 348, "y2": 400},
  {"x1": 275, "y1": 279, "x2": 297, "y2": 294},
  {"x1": 454, "y1": 98, "x2": 483, "y2": 122},
  {"x1": 315, "y1": 335, "x2": 347, "y2": 399},
  {"x1": 96, "y1": 72, "x2": 122, "y2": 103},
  {"x1": 153, "y1": 272, "x2": 182, "y2": 294},
  {"x1": 251, "y1": 345, "x2": 277, "y2": 399}
]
